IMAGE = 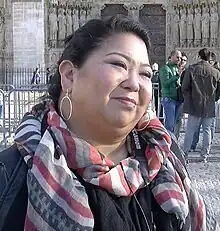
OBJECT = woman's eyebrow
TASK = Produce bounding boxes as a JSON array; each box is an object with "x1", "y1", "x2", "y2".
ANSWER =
[{"x1": 105, "y1": 52, "x2": 151, "y2": 67}]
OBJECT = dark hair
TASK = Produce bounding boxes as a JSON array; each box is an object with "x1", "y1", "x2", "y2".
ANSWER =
[
  {"x1": 181, "y1": 52, "x2": 187, "y2": 58},
  {"x1": 198, "y1": 48, "x2": 211, "y2": 61},
  {"x1": 48, "y1": 15, "x2": 151, "y2": 109}
]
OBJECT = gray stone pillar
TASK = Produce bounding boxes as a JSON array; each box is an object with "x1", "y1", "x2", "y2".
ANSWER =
[{"x1": 12, "y1": 0, "x2": 45, "y2": 71}]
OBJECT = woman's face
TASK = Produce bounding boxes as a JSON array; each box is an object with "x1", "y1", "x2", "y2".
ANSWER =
[{"x1": 61, "y1": 33, "x2": 152, "y2": 131}]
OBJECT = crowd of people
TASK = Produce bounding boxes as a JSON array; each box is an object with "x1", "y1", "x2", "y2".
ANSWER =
[{"x1": 155, "y1": 48, "x2": 220, "y2": 163}]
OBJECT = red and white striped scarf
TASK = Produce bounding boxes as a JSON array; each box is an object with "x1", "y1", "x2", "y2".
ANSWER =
[{"x1": 15, "y1": 104, "x2": 206, "y2": 231}]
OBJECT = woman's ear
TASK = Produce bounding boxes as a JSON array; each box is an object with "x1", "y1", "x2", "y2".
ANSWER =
[{"x1": 59, "y1": 60, "x2": 77, "y2": 92}]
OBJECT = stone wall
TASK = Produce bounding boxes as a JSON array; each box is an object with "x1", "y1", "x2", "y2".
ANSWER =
[
  {"x1": 1, "y1": 0, "x2": 220, "y2": 78},
  {"x1": 168, "y1": 1, "x2": 220, "y2": 64},
  {"x1": 12, "y1": 0, "x2": 45, "y2": 69},
  {"x1": 45, "y1": 0, "x2": 169, "y2": 68}
]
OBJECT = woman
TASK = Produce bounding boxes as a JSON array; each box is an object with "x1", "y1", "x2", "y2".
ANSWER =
[{"x1": 0, "y1": 16, "x2": 208, "y2": 231}]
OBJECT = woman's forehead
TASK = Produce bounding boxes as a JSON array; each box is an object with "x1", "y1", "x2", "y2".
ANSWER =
[{"x1": 94, "y1": 33, "x2": 150, "y2": 62}]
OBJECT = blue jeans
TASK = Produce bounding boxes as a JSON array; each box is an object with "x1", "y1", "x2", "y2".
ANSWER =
[
  {"x1": 192, "y1": 117, "x2": 216, "y2": 149},
  {"x1": 174, "y1": 103, "x2": 184, "y2": 139},
  {"x1": 0, "y1": 105, "x2": 2, "y2": 118},
  {"x1": 184, "y1": 115, "x2": 213, "y2": 157},
  {"x1": 210, "y1": 117, "x2": 216, "y2": 141},
  {"x1": 161, "y1": 97, "x2": 180, "y2": 133},
  {"x1": 191, "y1": 121, "x2": 202, "y2": 149}
]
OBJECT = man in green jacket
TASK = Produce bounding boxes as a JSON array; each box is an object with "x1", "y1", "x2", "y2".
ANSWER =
[{"x1": 159, "y1": 50, "x2": 182, "y2": 132}]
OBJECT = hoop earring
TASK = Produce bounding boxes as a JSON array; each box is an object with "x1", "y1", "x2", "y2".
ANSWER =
[{"x1": 60, "y1": 90, "x2": 72, "y2": 120}]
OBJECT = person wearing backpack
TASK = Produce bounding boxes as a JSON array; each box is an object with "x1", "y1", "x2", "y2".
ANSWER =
[{"x1": 0, "y1": 16, "x2": 216, "y2": 231}]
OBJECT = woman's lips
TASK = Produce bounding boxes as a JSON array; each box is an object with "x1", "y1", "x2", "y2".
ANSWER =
[{"x1": 113, "y1": 97, "x2": 137, "y2": 107}]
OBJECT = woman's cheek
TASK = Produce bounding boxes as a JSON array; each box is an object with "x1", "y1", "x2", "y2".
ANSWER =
[
  {"x1": 98, "y1": 65, "x2": 124, "y2": 86},
  {"x1": 141, "y1": 81, "x2": 152, "y2": 104}
]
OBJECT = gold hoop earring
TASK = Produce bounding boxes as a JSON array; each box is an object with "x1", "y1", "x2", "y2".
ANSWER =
[{"x1": 60, "y1": 90, "x2": 72, "y2": 120}]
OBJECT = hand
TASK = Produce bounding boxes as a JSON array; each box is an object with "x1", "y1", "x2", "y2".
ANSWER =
[{"x1": 176, "y1": 77, "x2": 181, "y2": 86}]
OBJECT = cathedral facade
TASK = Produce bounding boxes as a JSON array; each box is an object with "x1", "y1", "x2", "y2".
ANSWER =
[{"x1": 0, "y1": 0, "x2": 219, "y2": 74}]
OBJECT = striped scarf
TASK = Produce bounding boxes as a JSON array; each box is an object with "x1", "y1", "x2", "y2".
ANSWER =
[{"x1": 14, "y1": 102, "x2": 206, "y2": 231}]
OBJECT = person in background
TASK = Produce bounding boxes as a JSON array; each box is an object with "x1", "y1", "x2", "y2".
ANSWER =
[
  {"x1": 182, "y1": 48, "x2": 220, "y2": 163},
  {"x1": 209, "y1": 53, "x2": 220, "y2": 143},
  {"x1": 174, "y1": 52, "x2": 188, "y2": 139},
  {"x1": 0, "y1": 92, "x2": 2, "y2": 126},
  {"x1": 31, "y1": 66, "x2": 41, "y2": 85},
  {"x1": 0, "y1": 16, "x2": 209, "y2": 231},
  {"x1": 159, "y1": 49, "x2": 182, "y2": 133},
  {"x1": 191, "y1": 52, "x2": 220, "y2": 151},
  {"x1": 46, "y1": 67, "x2": 51, "y2": 84},
  {"x1": 151, "y1": 62, "x2": 160, "y2": 116}
]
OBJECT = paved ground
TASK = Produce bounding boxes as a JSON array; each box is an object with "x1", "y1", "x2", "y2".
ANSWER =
[{"x1": 178, "y1": 133, "x2": 220, "y2": 223}]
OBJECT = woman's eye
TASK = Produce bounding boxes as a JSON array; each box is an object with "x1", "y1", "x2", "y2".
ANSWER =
[
  {"x1": 111, "y1": 62, "x2": 127, "y2": 70},
  {"x1": 140, "y1": 72, "x2": 152, "y2": 79}
]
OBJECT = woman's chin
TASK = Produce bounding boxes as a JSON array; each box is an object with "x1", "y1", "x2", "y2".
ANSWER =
[{"x1": 106, "y1": 113, "x2": 137, "y2": 129}]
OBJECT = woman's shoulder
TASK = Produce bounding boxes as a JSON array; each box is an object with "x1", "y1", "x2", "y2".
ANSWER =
[
  {"x1": 0, "y1": 145, "x2": 21, "y2": 178},
  {"x1": 0, "y1": 144, "x2": 28, "y2": 231},
  {"x1": 0, "y1": 144, "x2": 27, "y2": 195}
]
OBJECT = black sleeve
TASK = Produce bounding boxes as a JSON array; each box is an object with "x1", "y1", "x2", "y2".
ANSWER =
[
  {"x1": 180, "y1": 70, "x2": 186, "y2": 85},
  {"x1": 215, "y1": 71, "x2": 220, "y2": 101}
]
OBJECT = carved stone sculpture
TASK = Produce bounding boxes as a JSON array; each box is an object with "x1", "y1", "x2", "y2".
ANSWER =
[
  {"x1": 72, "y1": 8, "x2": 79, "y2": 32},
  {"x1": 92, "y1": 3, "x2": 106, "y2": 19},
  {"x1": 0, "y1": 7, "x2": 4, "y2": 34},
  {"x1": 194, "y1": 7, "x2": 201, "y2": 47},
  {"x1": 48, "y1": 7, "x2": 58, "y2": 48},
  {"x1": 66, "y1": 9, "x2": 73, "y2": 36},
  {"x1": 58, "y1": 8, "x2": 67, "y2": 43},
  {"x1": 179, "y1": 8, "x2": 187, "y2": 47},
  {"x1": 187, "y1": 7, "x2": 194, "y2": 47},
  {"x1": 0, "y1": 7, "x2": 5, "y2": 49},
  {"x1": 210, "y1": 4, "x2": 219, "y2": 47},
  {"x1": 201, "y1": 5, "x2": 210, "y2": 47},
  {"x1": 79, "y1": 9, "x2": 87, "y2": 27},
  {"x1": 87, "y1": 8, "x2": 93, "y2": 21},
  {"x1": 172, "y1": 8, "x2": 180, "y2": 47},
  {"x1": 126, "y1": 4, "x2": 141, "y2": 21}
]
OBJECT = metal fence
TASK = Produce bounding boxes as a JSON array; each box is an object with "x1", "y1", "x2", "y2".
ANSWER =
[
  {"x1": 0, "y1": 83, "x2": 220, "y2": 147},
  {"x1": 0, "y1": 67, "x2": 50, "y2": 87},
  {"x1": 0, "y1": 84, "x2": 47, "y2": 147}
]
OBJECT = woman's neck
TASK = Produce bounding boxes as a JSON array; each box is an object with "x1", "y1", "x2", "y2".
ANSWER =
[
  {"x1": 68, "y1": 120, "x2": 129, "y2": 164},
  {"x1": 95, "y1": 139, "x2": 128, "y2": 164}
]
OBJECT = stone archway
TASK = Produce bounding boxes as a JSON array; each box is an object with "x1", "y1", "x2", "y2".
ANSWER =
[{"x1": 139, "y1": 4, "x2": 166, "y2": 67}]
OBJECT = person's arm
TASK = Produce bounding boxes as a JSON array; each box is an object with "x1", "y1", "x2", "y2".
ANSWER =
[
  {"x1": 159, "y1": 66, "x2": 179, "y2": 88},
  {"x1": 182, "y1": 67, "x2": 191, "y2": 95},
  {"x1": 215, "y1": 72, "x2": 220, "y2": 101},
  {"x1": 180, "y1": 70, "x2": 185, "y2": 85}
]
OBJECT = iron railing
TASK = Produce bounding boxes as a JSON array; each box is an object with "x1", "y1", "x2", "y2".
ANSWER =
[{"x1": 0, "y1": 67, "x2": 51, "y2": 87}]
